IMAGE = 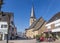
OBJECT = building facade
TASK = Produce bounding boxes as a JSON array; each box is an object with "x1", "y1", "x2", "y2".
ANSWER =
[
  {"x1": 0, "y1": 22, "x2": 8, "y2": 40},
  {"x1": 0, "y1": 12, "x2": 17, "y2": 40},
  {"x1": 45, "y1": 12, "x2": 60, "y2": 39}
]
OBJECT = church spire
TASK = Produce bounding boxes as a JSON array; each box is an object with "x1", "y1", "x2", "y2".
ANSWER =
[
  {"x1": 30, "y1": 4, "x2": 36, "y2": 26},
  {"x1": 30, "y1": 5, "x2": 36, "y2": 18}
]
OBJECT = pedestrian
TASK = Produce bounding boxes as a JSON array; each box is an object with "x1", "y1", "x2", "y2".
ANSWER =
[{"x1": 40, "y1": 36, "x2": 44, "y2": 42}]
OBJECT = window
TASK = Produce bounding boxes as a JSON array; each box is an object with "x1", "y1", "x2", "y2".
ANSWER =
[
  {"x1": 11, "y1": 21, "x2": 14, "y2": 25},
  {"x1": 2, "y1": 14, "x2": 5, "y2": 16},
  {"x1": 1, "y1": 25, "x2": 7, "y2": 28}
]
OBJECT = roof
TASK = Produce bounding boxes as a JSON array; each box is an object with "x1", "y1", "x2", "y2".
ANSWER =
[
  {"x1": 33, "y1": 21, "x2": 46, "y2": 31},
  {"x1": 47, "y1": 12, "x2": 60, "y2": 23},
  {"x1": 26, "y1": 17, "x2": 46, "y2": 30}
]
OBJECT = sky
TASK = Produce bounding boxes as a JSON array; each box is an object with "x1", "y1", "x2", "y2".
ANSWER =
[{"x1": 2, "y1": 0, "x2": 60, "y2": 32}]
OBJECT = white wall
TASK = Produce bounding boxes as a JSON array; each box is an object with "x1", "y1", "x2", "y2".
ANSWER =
[
  {"x1": 45, "y1": 19, "x2": 60, "y2": 32},
  {"x1": 0, "y1": 22, "x2": 8, "y2": 34}
]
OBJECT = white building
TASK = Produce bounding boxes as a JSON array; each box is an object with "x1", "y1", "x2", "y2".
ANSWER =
[
  {"x1": 0, "y1": 12, "x2": 17, "y2": 40},
  {"x1": 46, "y1": 19, "x2": 60, "y2": 32},
  {"x1": 45, "y1": 12, "x2": 60, "y2": 38},
  {"x1": 0, "y1": 21, "x2": 8, "y2": 40}
]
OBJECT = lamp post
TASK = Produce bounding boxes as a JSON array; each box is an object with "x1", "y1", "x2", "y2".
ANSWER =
[{"x1": 0, "y1": 0, "x2": 3, "y2": 11}]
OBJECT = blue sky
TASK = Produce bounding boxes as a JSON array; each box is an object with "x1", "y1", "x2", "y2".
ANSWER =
[{"x1": 2, "y1": 0, "x2": 60, "y2": 32}]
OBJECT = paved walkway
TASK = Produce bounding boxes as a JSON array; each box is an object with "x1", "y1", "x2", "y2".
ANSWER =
[
  {"x1": 0, "y1": 39, "x2": 36, "y2": 43},
  {"x1": 0, "y1": 39, "x2": 60, "y2": 43}
]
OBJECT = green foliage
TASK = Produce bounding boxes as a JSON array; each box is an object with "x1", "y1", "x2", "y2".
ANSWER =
[
  {"x1": 36, "y1": 34, "x2": 40, "y2": 40},
  {"x1": 45, "y1": 33, "x2": 49, "y2": 38},
  {"x1": 52, "y1": 33, "x2": 58, "y2": 39},
  {"x1": 36, "y1": 34, "x2": 43, "y2": 39},
  {"x1": 36, "y1": 34, "x2": 40, "y2": 38}
]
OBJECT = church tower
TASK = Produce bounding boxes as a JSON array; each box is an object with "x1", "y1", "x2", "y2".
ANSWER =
[{"x1": 30, "y1": 5, "x2": 36, "y2": 26}]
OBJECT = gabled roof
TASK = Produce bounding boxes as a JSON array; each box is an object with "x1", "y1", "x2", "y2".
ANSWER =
[
  {"x1": 26, "y1": 17, "x2": 45, "y2": 30},
  {"x1": 33, "y1": 21, "x2": 46, "y2": 31},
  {"x1": 47, "y1": 12, "x2": 60, "y2": 23}
]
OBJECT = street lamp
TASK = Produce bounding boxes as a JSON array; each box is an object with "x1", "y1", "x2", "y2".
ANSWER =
[
  {"x1": 0, "y1": 0, "x2": 3, "y2": 11},
  {"x1": 7, "y1": 14, "x2": 10, "y2": 43}
]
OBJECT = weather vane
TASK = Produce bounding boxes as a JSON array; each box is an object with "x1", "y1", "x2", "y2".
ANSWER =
[{"x1": 0, "y1": 0, "x2": 3, "y2": 11}]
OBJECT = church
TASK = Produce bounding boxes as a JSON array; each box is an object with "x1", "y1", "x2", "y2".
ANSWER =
[{"x1": 25, "y1": 5, "x2": 47, "y2": 38}]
